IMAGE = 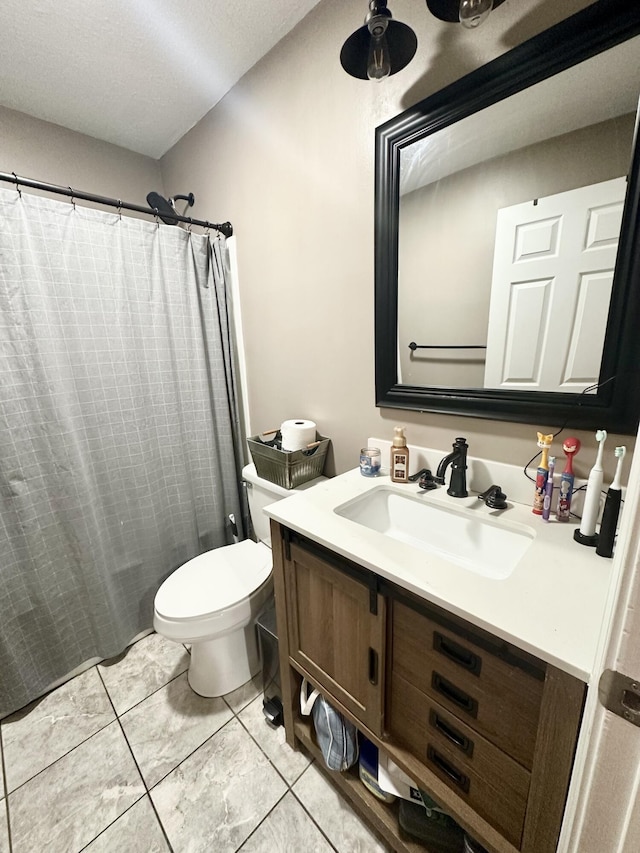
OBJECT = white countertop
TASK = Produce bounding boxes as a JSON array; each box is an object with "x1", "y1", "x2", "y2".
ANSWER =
[{"x1": 264, "y1": 466, "x2": 612, "y2": 683}]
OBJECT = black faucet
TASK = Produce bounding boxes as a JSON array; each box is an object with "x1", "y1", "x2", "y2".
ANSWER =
[{"x1": 435, "y1": 437, "x2": 469, "y2": 498}]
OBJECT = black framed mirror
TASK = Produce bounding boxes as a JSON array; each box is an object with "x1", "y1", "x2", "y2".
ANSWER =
[{"x1": 375, "y1": 0, "x2": 640, "y2": 434}]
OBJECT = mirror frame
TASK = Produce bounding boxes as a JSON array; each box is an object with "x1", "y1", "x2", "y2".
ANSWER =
[{"x1": 375, "y1": 1, "x2": 640, "y2": 434}]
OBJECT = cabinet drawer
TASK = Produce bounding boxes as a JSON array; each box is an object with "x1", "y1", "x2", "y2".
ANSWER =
[
  {"x1": 388, "y1": 672, "x2": 529, "y2": 849},
  {"x1": 391, "y1": 600, "x2": 544, "y2": 768}
]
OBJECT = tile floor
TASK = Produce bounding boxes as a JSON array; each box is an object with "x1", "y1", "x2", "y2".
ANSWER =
[{"x1": 0, "y1": 633, "x2": 391, "y2": 853}]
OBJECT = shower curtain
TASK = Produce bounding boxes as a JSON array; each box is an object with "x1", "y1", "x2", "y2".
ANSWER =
[{"x1": 0, "y1": 188, "x2": 245, "y2": 716}]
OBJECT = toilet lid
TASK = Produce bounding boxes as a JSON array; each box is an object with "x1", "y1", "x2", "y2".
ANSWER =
[{"x1": 154, "y1": 539, "x2": 272, "y2": 621}]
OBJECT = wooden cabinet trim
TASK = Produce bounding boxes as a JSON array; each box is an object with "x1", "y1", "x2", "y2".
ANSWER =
[
  {"x1": 270, "y1": 520, "x2": 299, "y2": 749},
  {"x1": 520, "y1": 666, "x2": 586, "y2": 853},
  {"x1": 286, "y1": 528, "x2": 380, "y2": 612}
]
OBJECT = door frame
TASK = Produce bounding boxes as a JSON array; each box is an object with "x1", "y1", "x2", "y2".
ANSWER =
[{"x1": 560, "y1": 425, "x2": 640, "y2": 851}]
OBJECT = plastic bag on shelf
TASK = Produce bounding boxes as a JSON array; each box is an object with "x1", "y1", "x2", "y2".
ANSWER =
[{"x1": 300, "y1": 679, "x2": 359, "y2": 772}]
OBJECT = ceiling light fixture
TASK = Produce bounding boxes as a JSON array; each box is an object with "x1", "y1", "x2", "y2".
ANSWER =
[
  {"x1": 340, "y1": 0, "x2": 507, "y2": 80},
  {"x1": 340, "y1": 1, "x2": 418, "y2": 81}
]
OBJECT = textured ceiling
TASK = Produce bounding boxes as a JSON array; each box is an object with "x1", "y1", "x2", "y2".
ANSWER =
[{"x1": 0, "y1": 0, "x2": 322, "y2": 158}]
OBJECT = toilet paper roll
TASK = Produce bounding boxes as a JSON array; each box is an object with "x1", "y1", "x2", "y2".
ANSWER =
[{"x1": 280, "y1": 419, "x2": 317, "y2": 452}]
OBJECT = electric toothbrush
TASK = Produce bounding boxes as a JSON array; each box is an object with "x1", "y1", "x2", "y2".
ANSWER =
[
  {"x1": 596, "y1": 446, "x2": 626, "y2": 558},
  {"x1": 574, "y1": 429, "x2": 607, "y2": 546},
  {"x1": 542, "y1": 456, "x2": 555, "y2": 522},
  {"x1": 532, "y1": 432, "x2": 553, "y2": 515},
  {"x1": 556, "y1": 437, "x2": 581, "y2": 522}
]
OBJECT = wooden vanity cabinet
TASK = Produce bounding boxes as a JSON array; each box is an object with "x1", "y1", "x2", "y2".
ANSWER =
[
  {"x1": 271, "y1": 522, "x2": 586, "y2": 853},
  {"x1": 281, "y1": 530, "x2": 386, "y2": 734}
]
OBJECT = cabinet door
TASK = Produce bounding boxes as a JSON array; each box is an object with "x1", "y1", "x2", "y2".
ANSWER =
[{"x1": 284, "y1": 539, "x2": 385, "y2": 734}]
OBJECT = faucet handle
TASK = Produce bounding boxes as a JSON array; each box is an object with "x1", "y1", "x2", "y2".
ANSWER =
[
  {"x1": 408, "y1": 469, "x2": 438, "y2": 490},
  {"x1": 478, "y1": 485, "x2": 508, "y2": 509},
  {"x1": 408, "y1": 468, "x2": 431, "y2": 482},
  {"x1": 418, "y1": 471, "x2": 438, "y2": 490}
]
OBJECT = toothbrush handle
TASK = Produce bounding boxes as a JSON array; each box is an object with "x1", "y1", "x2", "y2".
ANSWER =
[
  {"x1": 596, "y1": 489, "x2": 621, "y2": 558},
  {"x1": 556, "y1": 473, "x2": 574, "y2": 521},
  {"x1": 580, "y1": 472, "x2": 603, "y2": 537}
]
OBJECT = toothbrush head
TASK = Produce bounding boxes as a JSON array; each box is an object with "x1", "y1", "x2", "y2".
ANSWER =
[
  {"x1": 596, "y1": 429, "x2": 607, "y2": 443},
  {"x1": 615, "y1": 446, "x2": 626, "y2": 460},
  {"x1": 562, "y1": 437, "x2": 581, "y2": 456}
]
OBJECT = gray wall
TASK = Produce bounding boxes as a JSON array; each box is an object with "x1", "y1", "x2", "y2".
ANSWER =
[
  {"x1": 0, "y1": 105, "x2": 163, "y2": 212},
  {"x1": 3, "y1": 0, "x2": 631, "y2": 480},
  {"x1": 161, "y1": 0, "x2": 631, "y2": 478}
]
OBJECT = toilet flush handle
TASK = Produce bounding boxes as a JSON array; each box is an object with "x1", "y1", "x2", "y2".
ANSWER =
[{"x1": 228, "y1": 513, "x2": 239, "y2": 543}]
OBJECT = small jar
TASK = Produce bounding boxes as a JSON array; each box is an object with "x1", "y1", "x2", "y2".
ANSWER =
[{"x1": 360, "y1": 447, "x2": 381, "y2": 477}]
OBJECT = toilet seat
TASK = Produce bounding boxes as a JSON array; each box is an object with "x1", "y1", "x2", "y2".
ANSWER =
[{"x1": 153, "y1": 539, "x2": 273, "y2": 643}]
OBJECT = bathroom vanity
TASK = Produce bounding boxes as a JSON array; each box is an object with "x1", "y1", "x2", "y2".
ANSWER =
[{"x1": 265, "y1": 459, "x2": 610, "y2": 853}]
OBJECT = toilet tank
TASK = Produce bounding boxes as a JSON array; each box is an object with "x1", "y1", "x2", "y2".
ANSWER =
[{"x1": 242, "y1": 463, "x2": 326, "y2": 546}]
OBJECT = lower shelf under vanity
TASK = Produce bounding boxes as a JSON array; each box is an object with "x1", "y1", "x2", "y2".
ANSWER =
[{"x1": 294, "y1": 717, "x2": 437, "y2": 853}]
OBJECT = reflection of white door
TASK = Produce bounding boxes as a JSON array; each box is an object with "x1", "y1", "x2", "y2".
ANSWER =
[{"x1": 484, "y1": 177, "x2": 626, "y2": 392}]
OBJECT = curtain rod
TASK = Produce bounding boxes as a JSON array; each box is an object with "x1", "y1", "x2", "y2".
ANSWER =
[{"x1": 0, "y1": 171, "x2": 233, "y2": 238}]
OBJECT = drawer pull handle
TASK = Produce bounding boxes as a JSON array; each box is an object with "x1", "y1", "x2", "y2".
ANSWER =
[
  {"x1": 434, "y1": 632, "x2": 482, "y2": 675},
  {"x1": 429, "y1": 710, "x2": 474, "y2": 757},
  {"x1": 432, "y1": 672, "x2": 478, "y2": 718},
  {"x1": 368, "y1": 647, "x2": 379, "y2": 685},
  {"x1": 427, "y1": 745, "x2": 470, "y2": 793}
]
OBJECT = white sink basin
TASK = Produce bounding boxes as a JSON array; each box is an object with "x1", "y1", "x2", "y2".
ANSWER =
[{"x1": 334, "y1": 487, "x2": 535, "y2": 579}]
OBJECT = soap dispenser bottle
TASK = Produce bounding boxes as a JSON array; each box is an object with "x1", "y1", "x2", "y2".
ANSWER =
[{"x1": 390, "y1": 427, "x2": 410, "y2": 483}]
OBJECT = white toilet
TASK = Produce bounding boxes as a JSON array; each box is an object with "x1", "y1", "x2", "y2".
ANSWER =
[{"x1": 153, "y1": 463, "x2": 324, "y2": 697}]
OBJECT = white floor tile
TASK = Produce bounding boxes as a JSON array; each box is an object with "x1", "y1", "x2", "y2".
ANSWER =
[
  {"x1": 1, "y1": 667, "x2": 115, "y2": 792},
  {"x1": 240, "y1": 792, "x2": 334, "y2": 852},
  {"x1": 98, "y1": 632, "x2": 189, "y2": 715},
  {"x1": 238, "y1": 695, "x2": 311, "y2": 785},
  {"x1": 120, "y1": 671, "x2": 233, "y2": 787},
  {"x1": 151, "y1": 717, "x2": 287, "y2": 853},
  {"x1": 223, "y1": 674, "x2": 263, "y2": 714},
  {"x1": 8, "y1": 721, "x2": 145, "y2": 853},
  {"x1": 293, "y1": 763, "x2": 391, "y2": 853},
  {"x1": 1, "y1": 631, "x2": 388, "y2": 853},
  {"x1": 0, "y1": 800, "x2": 8, "y2": 853},
  {"x1": 83, "y1": 796, "x2": 170, "y2": 853}
]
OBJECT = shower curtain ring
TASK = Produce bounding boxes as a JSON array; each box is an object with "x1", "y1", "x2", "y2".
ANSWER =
[
  {"x1": 68, "y1": 187, "x2": 76, "y2": 210},
  {"x1": 117, "y1": 200, "x2": 122, "y2": 220},
  {"x1": 187, "y1": 217, "x2": 193, "y2": 233},
  {"x1": 153, "y1": 207, "x2": 160, "y2": 228},
  {"x1": 11, "y1": 172, "x2": 22, "y2": 198}
]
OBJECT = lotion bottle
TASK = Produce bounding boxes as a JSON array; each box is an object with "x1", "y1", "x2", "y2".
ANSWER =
[{"x1": 390, "y1": 427, "x2": 410, "y2": 483}]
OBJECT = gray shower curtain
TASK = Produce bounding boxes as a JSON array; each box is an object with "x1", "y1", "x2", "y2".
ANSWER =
[{"x1": 0, "y1": 188, "x2": 245, "y2": 716}]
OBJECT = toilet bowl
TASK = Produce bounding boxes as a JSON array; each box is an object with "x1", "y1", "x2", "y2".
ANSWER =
[{"x1": 153, "y1": 463, "x2": 325, "y2": 697}]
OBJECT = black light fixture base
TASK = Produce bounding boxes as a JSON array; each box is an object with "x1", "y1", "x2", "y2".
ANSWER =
[
  {"x1": 426, "y1": 0, "x2": 507, "y2": 23},
  {"x1": 340, "y1": 19, "x2": 418, "y2": 80}
]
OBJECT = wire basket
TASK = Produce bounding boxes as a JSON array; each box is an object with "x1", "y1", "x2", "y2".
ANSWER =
[{"x1": 247, "y1": 433, "x2": 330, "y2": 489}]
